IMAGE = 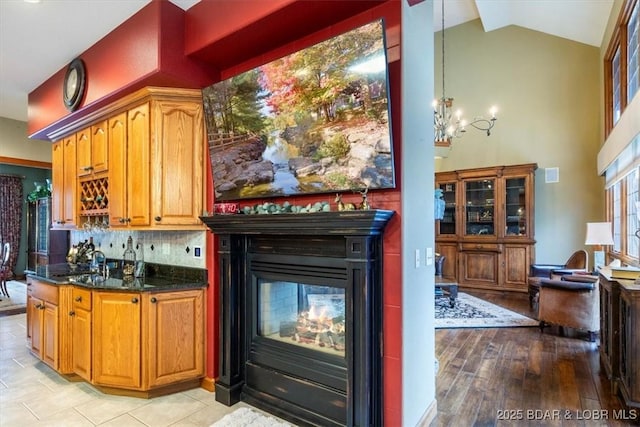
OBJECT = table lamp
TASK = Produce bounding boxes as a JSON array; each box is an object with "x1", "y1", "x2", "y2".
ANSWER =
[{"x1": 585, "y1": 222, "x2": 614, "y2": 270}]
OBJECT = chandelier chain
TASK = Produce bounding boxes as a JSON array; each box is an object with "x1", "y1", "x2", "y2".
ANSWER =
[{"x1": 433, "y1": 0, "x2": 497, "y2": 146}]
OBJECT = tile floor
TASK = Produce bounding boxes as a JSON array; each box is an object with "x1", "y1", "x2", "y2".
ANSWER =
[{"x1": 0, "y1": 313, "x2": 285, "y2": 426}]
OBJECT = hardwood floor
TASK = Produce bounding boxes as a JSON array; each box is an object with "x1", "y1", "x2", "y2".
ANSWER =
[{"x1": 432, "y1": 289, "x2": 639, "y2": 427}]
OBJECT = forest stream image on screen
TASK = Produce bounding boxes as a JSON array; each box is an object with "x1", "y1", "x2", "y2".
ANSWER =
[{"x1": 203, "y1": 19, "x2": 395, "y2": 201}]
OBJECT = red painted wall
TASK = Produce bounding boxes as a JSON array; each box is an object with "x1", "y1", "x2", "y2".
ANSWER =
[
  {"x1": 28, "y1": 0, "x2": 216, "y2": 140},
  {"x1": 191, "y1": 2, "x2": 403, "y2": 423}
]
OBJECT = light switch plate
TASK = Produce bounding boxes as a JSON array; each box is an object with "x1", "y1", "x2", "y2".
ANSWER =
[{"x1": 193, "y1": 246, "x2": 202, "y2": 258}]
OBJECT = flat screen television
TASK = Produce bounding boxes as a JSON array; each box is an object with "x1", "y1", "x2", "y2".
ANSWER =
[{"x1": 202, "y1": 19, "x2": 395, "y2": 201}]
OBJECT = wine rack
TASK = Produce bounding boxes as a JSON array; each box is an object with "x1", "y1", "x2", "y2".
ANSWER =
[{"x1": 79, "y1": 177, "x2": 109, "y2": 215}]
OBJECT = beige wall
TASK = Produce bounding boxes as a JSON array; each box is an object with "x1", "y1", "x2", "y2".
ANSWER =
[
  {"x1": 434, "y1": 20, "x2": 603, "y2": 264},
  {"x1": 0, "y1": 117, "x2": 52, "y2": 162}
]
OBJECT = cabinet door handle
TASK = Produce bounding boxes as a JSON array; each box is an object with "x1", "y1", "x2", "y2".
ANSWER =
[
  {"x1": 40, "y1": 305, "x2": 45, "y2": 310},
  {"x1": 83, "y1": 166, "x2": 94, "y2": 171},
  {"x1": 75, "y1": 296, "x2": 82, "y2": 302},
  {"x1": 154, "y1": 216, "x2": 161, "y2": 222},
  {"x1": 35, "y1": 303, "x2": 42, "y2": 309},
  {"x1": 150, "y1": 297, "x2": 157, "y2": 303},
  {"x1": 69, "y1": 311, "x2": 75, "y2": 316},
  {"x1": 131, "y1": 297, "x2": 139, "y2": 304},
  {"x1": 126, "y1": 218, "x2": 132, "y2": 223},
  {"x1": 119, "y1": 218, "x2": 126, "y2": 224}
]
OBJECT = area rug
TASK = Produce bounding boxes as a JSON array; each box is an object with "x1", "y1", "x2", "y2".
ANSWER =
[
  {"x1": 211, "y1": 407, "x2": 295, "y2": 427},
  {"x1": 0, "y1": 280, "x2": 27, "y2": 317},
  {"x1": 435, "y1": 292, "x2": 538, "y2": 329}
]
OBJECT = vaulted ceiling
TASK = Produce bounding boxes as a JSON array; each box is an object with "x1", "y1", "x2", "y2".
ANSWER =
[{"x1": 0, "y1": 0, "x2": 613, "y2": 124}]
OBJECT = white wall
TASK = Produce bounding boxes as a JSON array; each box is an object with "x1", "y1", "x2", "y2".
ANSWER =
[{"x1": 402, "y1": 1, "x2": 436, "y2": 424}]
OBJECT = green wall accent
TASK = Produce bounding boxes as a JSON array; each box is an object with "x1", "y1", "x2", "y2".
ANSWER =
[{"x1": 434, "y1": 20, "x2": 603, "y2": 263}]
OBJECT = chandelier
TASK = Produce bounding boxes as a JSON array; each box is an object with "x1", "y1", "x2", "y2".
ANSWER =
[{"x1": 434, "y1": 0, "x2": 497, "y2": 146}]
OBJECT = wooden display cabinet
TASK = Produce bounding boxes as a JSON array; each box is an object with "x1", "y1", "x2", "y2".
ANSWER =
[
  {"x1": 26, "y1": 197, "x2": 69, "y2": 270},
  {"x1": 435, "y1": 163, "x2": 537, "y2": 292}
]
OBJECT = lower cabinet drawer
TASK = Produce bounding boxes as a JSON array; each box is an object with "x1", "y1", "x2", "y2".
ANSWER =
[
  {"x1": 459, "y1": 243, "x2": 502, "y2": 253},
  {"x1": 32, "y1": 280, "x2": 59, "y2": 305},
  {"x1": 72, "y1": 287, "x2": 92, "y2": 311}
]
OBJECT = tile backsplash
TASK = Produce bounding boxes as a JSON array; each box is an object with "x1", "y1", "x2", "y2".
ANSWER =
[{"x1": 70, "y1": 230, "x2": 207, "y2": 268}]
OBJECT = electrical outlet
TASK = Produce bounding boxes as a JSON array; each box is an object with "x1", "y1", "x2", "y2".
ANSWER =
[
  {"x1": 193, "y1": 246, "x2": 202, "y2": 258},
  {"x1": 162, "y1": 242, "x2": 170, "y2": 255}
]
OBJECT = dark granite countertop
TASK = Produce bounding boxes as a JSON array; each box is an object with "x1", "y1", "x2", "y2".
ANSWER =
[{"x1": 26, "y1": 263, "x2": 207, "y2": 292}]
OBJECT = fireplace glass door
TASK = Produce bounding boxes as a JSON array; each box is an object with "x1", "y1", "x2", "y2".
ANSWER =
[{"x1": 258, "y1": 280, "x2": 346, "y2": 358}]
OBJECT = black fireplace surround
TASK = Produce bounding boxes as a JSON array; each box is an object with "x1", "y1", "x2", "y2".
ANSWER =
[{"x1": 201, "y1": 210, "x2": 394, "y2": 427}]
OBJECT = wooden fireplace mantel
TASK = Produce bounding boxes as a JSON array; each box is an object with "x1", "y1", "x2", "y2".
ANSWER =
[{"x1": 200, "y1": 209, "x2": 395, "y2": 236}]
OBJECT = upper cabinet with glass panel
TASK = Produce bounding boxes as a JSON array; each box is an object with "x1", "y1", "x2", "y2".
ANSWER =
[{"x1": 464, "y1": 179, "x2": 495, "y2": 237}]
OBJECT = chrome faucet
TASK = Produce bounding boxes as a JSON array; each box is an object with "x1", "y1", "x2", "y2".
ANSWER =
[{"x1": 91, "y1": 250, "x2": 108, "y2": 278}]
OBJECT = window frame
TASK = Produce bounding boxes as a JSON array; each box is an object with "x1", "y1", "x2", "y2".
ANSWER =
[
  {"x1": 607, "y1": 166, "x2": 640, "y2": 266},
  {"x1": 605, "y1": 0, "x2": 639, "y2": 137}
]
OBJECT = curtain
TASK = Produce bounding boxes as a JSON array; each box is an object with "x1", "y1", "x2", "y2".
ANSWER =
[{"x1": 0, "y1": 175, "x2": 23, "y2": 277}]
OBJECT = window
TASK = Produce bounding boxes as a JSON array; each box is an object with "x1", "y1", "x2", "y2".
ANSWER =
[
  {"x1": 629, "y1": 1, "x2": 639, "y2": 102},
  {"x1": 608, "y1": 166, "x2": 640, "y2": 263},
  {"x1": 613, "y1": 48, "x2": 622, "y2": 124},
  {"x1": 626, "y1": 169, "x2": 639, "y2": 257},
  {"x1": 605, "y1": 0, "x2": 640, "y2": 135},
  {"x1": 613, "y1": 181, "x2": 622, "y2": 253}
]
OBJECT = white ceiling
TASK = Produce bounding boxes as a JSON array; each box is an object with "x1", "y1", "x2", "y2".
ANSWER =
[{"x1": 0, "y1": 0, "x2": 613, "y2": 124}]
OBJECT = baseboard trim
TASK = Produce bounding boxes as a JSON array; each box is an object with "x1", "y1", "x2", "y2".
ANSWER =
[
  {"x1": 417, "y1": 399, "x2": 438, "y2": 426},
  {"x1": 200, "y1": 376, "x2": 215, "y2": 392}
]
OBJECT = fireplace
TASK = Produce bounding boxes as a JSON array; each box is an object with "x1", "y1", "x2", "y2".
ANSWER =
[{"x1": 202, "y1": 210, "x2": 394, "y2": 426}]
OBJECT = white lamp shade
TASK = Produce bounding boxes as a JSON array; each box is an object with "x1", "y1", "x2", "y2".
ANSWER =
[{"x1": 585, "y1": 222, "x2": 614, "y2": 245}]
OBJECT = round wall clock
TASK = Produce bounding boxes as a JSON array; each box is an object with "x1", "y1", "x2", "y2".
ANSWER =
[{"x1": 62, "y1": 58, "x2": 86, "y2": 112}]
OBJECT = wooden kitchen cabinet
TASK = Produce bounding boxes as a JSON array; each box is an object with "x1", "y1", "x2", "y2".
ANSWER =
[
  {"x1": 49, "y1": 87, "x2": 204, "y2": 230},
  {"x1": 92, "y1": 291, "x2": 142, "y2": 389},
  {"x1": 26, "y1": 275, "x2": 205, "y2": 395},
  {"x1": 27, "y1": 278, "x2": 73, "y2": 372},
  {"x1": 144, "y1": 290, "x2": 205, "y2": 388},
  {"x1": 435, "y1": 163, "x2": 537, "y2": 292},
  {"x1": 109, "y1": 88, "x2": 205, "y2": 229},
  {"x1": 77, "y1": 120, "x2": 108, "y2": 177},
  {"x1": 109, "y1": 105, "x2": 152, "y2": 228},
  {"x1": 51, "y1": 136, "x2": 77, "y2": 229},
  {"x1": 71, "y1": 287, "x2": 92, "y2": 382},
  {"x1": 151, "y1": 99, "x2": 204, "y2": 227},
  {"x1": 92, "y1": 287, "x2": 205, "y2": 392}
]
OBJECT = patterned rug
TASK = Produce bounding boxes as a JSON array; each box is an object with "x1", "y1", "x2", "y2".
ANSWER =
[
  {"x1": 435, "y1": 292, "x2": 538, "y2": 329},
  {"x1": 211, "y1": 407, "x2": 294, "y2": 427},
  {"x1": 0, "y1": 281, "x2": 27, "y2": 317}
]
